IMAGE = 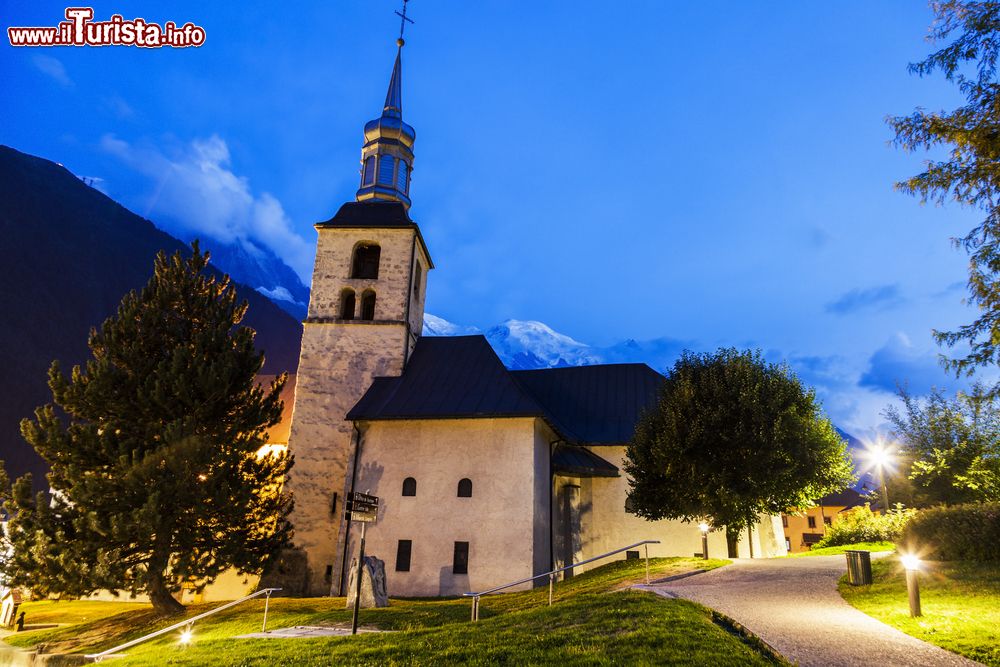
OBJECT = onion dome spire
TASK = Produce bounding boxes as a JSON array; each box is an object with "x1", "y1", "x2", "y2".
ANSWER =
[{"x1": 356, "y1": 1, "x2": 415, "y2": 209}]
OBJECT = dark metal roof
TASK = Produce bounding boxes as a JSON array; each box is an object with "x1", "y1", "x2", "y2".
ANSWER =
[
  {"x1": 315, "y1": 201, "x2": 433, "y2": 268},
  {"x1": 347, "y1": 336, "x2": 664, "y2": 446},
  {"x1": 817, "y1": 487, "x2": 865, "y2": 509},
  {"x1": 346, "y1": 336, "x2": 544, "y2": 421},
  {"x1": 552, "y1": 444, "x2": 619, "y2": 478},
  {"x1": 317, "y1": 201, "x2": 413, "y2": 228},
  {"x1": 512, "y1": 364, "x2": 664, "y2": 445}
]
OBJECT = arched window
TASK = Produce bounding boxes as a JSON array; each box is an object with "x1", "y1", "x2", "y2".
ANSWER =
[
  {"x1": 413, "y1": 262, "x2": 422, "y2": 299},
  {"x1": 397, "y1": 160, "x2": 409, "y2": 193},
  {"x1": 362, "y1": 156, "x2": 375, "y2": 186},
  {"x1": 457, "y1": 478, "x2": 472, "y2": 498},
  {"x1": 351, "y1": 244, "x2": 381, "y2": 279},
  {"x1": 377, "y1": 155, "x2": 395, "y2": 186},
  {"x1": 340, "y1": 288, "x2": 356, "y2": 320},
  {"x1": 402, "y1": 477, "x2": 416, "y2": 496},
  {"x1": 360, "y1": 290, "x2": 376, "y2": 321}
]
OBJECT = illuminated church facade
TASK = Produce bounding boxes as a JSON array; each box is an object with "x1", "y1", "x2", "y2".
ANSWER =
[{"x1": 284, "y1": 34, "x2": 787, "y2": 598}]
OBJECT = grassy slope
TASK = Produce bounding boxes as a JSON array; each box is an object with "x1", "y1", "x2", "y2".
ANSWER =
[
  {"x1": 839, "y1": 557, "x2": 1000, "y2": 666},
  {"x1": 786, "y1": 542, "x2": 895, "y2": 557},
  {"x1": 6, "y1": 558, "x2": 784, "y2": 666}
]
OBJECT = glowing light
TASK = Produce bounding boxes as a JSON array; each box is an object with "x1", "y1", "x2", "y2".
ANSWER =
[
  {"x1": 698, "y1": 522, "x2": 710, "y2": 533},
  {"x1": 256, "y1": 443, "x2": 288, "y2": 459},
  {"x1": 901, "y1": 554, "x2": 921, "y2": 571},
  {"x1": 179, "y1": 628, "x2": 193, "y2": 645}
]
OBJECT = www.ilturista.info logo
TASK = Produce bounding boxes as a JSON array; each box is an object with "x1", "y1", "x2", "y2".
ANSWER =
[{"x1": 8, "y1": 8, "x2": 206, "y2": 48}]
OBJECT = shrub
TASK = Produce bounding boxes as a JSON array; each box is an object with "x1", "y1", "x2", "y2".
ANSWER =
[
  {"x1": 898, "y1": 502, "x2": 1000, "y2": 561},
  {"x1": 813, "y1": 504, "x2": 915, "y2": 548}
]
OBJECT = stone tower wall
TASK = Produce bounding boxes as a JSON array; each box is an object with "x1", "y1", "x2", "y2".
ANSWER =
[{"x1": 286, "y1": 223, "x2": 427, "y2": 596}]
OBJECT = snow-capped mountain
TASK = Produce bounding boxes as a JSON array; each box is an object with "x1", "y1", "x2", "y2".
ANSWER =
[
  {"x1": 485, "y1": 320, "x2": 603, "y2": 369},
  {"x1": 198, "y1": 238, "x2": 310, "y2": 320},
  {"x1": 423, "y1": 314, "x2": 685, "y2": 373}
]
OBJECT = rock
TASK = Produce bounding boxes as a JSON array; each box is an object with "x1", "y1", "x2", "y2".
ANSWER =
[{"x1": 345, "y1": 556, "x2": 388, "y2": 608}]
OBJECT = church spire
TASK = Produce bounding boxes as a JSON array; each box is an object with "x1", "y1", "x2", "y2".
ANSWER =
[{"x1": 356, "y1": 1, "x2": 415, "y2": 209}]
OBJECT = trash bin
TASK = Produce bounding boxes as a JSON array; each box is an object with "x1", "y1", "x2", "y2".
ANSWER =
[{"x1": 845, "y1": 550, "x2": 872, "y2": 585}]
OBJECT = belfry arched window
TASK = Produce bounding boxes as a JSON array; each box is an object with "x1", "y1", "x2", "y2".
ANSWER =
[
  {"x1": 340, "y1": 288, "x2": 356, "y2": 320},
  {"x1": 402, "y1": 477, "x2": 416, "y2": 496},
  {"x1": 457, "y1": 478, "x2": 472, "y2": 498},
  {"x1": 351, "y1": 243, "x2": 381, "y2": 279},
  {"x1": 360, "y1": 290, "x2": 376, "y2": 321},
  {"x1": 378, "y1": 155, "x2": 395, "y2": 186},
  {"x1": 362, "y1": 156, "x2": 375, "y2": 186},
  {"x1": 413, "y1": 262, "x2": 422, "y2": 299}
]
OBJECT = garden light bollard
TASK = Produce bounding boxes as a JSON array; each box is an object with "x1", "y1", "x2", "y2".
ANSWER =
[
  {"x1": 699, "y1": 522, "x2": 710, "y2": 560},
  {"x1": 549, "y1": 573, "x2": 555, "y2": 606},
  {"x1": 902, "y1": 554, "x2": 922, "y2": 617},
  {"x1": 644, "y1": 543, "x2": 650, "y2": 584}
]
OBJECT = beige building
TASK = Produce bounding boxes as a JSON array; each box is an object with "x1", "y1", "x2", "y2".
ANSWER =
[
  {"x1": 781, "y1": 488, "x2": 865, "y2": 553},
  {"x1": 283, "y1": 35, "x2": 787, "y2": 598}
]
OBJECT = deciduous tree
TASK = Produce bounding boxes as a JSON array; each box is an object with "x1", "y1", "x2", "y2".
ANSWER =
[
  {"x1": 0, "y1": 244, "x2": 293, "y2": 615},
  {"x1": 624, "y1": 349, "x2": 854, "y2": 555},
  {"x1": 884, "y1": 383, "x2": 1000, "y2": 505}
]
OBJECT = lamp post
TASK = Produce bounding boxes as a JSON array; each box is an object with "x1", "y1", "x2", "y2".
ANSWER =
[
  {"x1": 869, "y1": 443, "x2": 892, "y2": 515},
  {"x1": 901, "y1": 554, "x2": 922, "y2": 617},
  {"x1": 699, "y1": 522, "x2": 710, "y2": 560}
]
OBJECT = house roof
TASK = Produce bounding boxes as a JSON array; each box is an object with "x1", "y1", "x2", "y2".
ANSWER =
[
  {"x1": 346, "y1": 336, "x2": 545, "y2": 421},
  {"x1": 551, "y1": 444, "x2": 619, "y2": 477},
  {"x1": 347, "y1": 335, "x2": 664, "y2": 446},
  {"x1": 512, "y1": 364, "x2": 663, "y2": 446},
  {"x1": 817, "y1": 487, "x2": 866, "y2": 509}
]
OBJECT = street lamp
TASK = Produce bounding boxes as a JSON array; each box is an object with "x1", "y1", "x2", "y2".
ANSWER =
[
  {"x1": 699, "y1": 522, "x2": 710, "y2": 560},
  {"x1": 865, "y1": 441, "x2": 894, "y2": 515},
  {"x1": 901, "y1": 554, "x2": 922, "y2": 617}
]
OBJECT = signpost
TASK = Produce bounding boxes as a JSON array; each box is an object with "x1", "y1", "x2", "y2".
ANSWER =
[{"x1": 347, "y1": 491, "x2": 379, "y2": 635}]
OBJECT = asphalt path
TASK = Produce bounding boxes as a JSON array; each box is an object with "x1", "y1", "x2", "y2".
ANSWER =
[{"x1": 640, "y1": 555, "x2": 982, "y2": 667}]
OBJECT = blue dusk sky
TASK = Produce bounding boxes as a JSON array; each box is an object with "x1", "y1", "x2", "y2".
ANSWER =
[{"x1": 0, "y1": 1, "x2": 989, "y2": 436}]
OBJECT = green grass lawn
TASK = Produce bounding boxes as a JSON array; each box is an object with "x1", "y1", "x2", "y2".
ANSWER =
[
  {"x1": 4, "y1": 557, "x2": 785, "y2": 665},
  {"x1": 786, "y1": 541, "x2": 895, "y2": 557},
  {"x1": 839, "y1": 556, "x2": 1000, "y2": 666}
]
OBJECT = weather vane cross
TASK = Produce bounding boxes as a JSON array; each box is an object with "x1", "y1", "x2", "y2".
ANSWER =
[{"x1": 395, "y1": 0, "x2": 414, "y2": 44}]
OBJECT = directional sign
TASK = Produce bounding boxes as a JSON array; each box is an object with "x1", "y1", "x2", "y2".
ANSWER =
[{"x1": 347, "y1": 492, "x2": 379, "y2": 523}]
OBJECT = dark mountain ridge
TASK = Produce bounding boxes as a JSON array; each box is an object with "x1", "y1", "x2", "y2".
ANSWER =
[{"x1": 0, "y1": 145, "x2": 302, "y2": 488}]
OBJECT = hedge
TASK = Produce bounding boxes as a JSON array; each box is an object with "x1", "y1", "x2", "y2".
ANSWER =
[
  {"x1": 812, "y1": 504, "x2": 915, "y2": 548},
  {"x1": 898, "y1": 502, "x2": 1000, "y2": 561}
]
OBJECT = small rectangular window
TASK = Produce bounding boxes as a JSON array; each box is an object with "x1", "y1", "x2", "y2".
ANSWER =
[
  {"x1": 625, "y1": 550, "x2": 640, "y2": 560},
  {"x1": 823, "y1": 516, "x2": 832, "y2": 526},
  {"x1": 453, "y1": 541, "x2": 469, "y2": 575},
  {"x1": 781, "y1": 515, "x2": 788, "y2": 527},
  {"x1": 396, "y1": 540, "x2": 412, "y2": 572},
  {"x1": 807, "y1": 516, "x2": 816, "y2": 528}
]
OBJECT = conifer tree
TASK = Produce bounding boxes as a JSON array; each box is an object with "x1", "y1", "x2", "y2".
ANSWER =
[
  {"x1": 890, "y1": 2, "x2": 1000, "y2": 375},
  {"x1": 625, "y1": 349, "x2": 854, "y2": 555},
  {"x1": 0, "y1": 244, "x2": 293, "y2": 615}
]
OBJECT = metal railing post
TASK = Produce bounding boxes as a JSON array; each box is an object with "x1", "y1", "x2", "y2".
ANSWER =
[
  {"x1": 84, "y1": 587, "x2": 282, "y2": 661},
  {"x1": 462, "y1": 540, "x2": 661, "y2": 622},
  {"x1": 261, "y1": 589, "x2": 273, "y2": 632}
]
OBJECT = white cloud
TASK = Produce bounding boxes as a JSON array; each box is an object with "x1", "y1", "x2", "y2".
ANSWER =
[
  {"x1": 99, "y1": 134, "x2": 313, "y2": 282},
  {"x1": 33, "y1": 54, "x2": 72, "y2": 87}
]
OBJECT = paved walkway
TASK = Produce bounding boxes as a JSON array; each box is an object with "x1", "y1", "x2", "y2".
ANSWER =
[{"x1": 639, "y1": 555, "x2": 982, "y2": 667}]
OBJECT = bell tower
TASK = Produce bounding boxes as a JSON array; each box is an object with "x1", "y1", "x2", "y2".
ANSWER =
[{"x1": 285, "y1": 3, "x2": 432, "y2": 595}]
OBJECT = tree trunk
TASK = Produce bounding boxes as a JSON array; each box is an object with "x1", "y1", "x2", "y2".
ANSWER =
[
  {"x1": 148, "y1": 571, "x2": 185, "y2": 616},
  {"x1": 747, "y1": 520, "x2": 755, "y2": 559}
]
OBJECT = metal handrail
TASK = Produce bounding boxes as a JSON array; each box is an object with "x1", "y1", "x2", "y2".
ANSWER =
[
  {"x1": 85, "y1": 587, "x2": 281, "y2": 662},
  {"x1": 463, "y1": 540, "x2": 660, "y2": 621}
]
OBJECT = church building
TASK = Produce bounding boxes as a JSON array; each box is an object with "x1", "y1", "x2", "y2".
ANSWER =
[{"x1": 285, "y1": 31, "x2": 787, "y2": 598}]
